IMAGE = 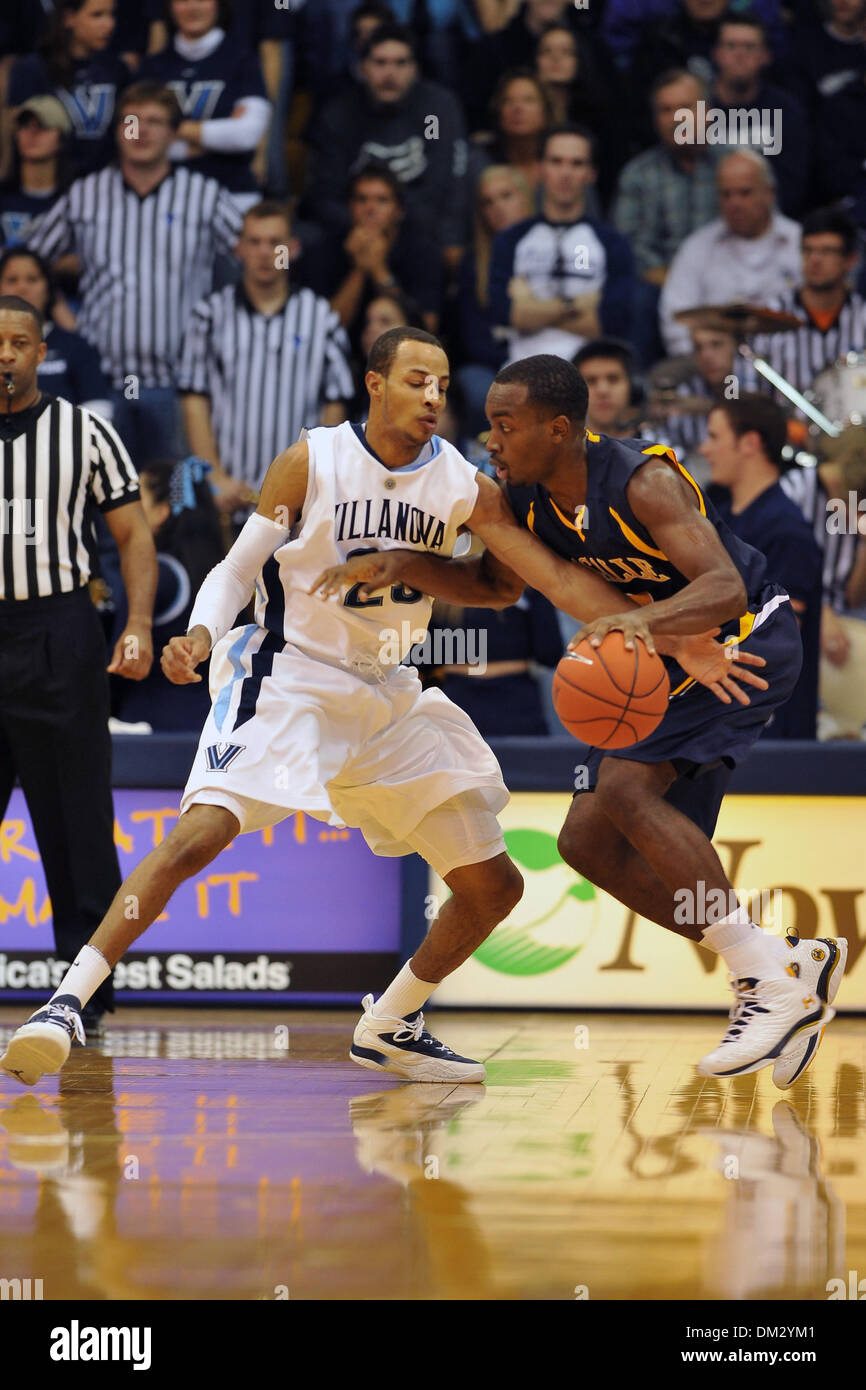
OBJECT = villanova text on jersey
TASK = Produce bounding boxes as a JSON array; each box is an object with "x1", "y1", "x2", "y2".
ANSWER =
[{"x1": 334, "y1": 498, "x2": 447, "y2": 551}]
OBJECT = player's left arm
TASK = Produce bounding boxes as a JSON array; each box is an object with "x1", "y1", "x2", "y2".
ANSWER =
[{"x1": 576, "y1": 460, "x2": 749, "y2": 647}]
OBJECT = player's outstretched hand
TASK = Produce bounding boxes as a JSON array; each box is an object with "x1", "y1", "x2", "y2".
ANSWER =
[
  {"x1": 309, "y1": 550, "x2": 404, "y2": 602},
  {"x1": 570, "y1": 611, "x2": 656, "y2": 655},
  {"x1": 161, "y1": 627, "x2": 211, "y2": 684},
  {"x1": 672, "y1": 630, "x2": 768, "y2": 706}
]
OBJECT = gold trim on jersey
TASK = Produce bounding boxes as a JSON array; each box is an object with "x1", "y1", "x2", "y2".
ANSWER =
[
  {"x1": 547, "y1": 495, "x2": 586, "y2": 540},
  {"x1": 608, "y1": 507, "x2": 668, "y2": 560},
  {"x1": 640, "y1": 444, "x2": 707, "y2": 516}
]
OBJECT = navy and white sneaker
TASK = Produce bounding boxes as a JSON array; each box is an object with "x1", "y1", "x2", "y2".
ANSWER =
[
  {"x1": 772, "y1": 933, "x2": 847, "y2": 1090},
  {"x1": 350, "y1": 994, "x2": 486, "y2": 1083},
  {"x1": 697, "y1": 976, "x2": 831, "y2": 1079},
  {"x1": 0, "y1": 996, "x2": 85, "y2": 1087}
]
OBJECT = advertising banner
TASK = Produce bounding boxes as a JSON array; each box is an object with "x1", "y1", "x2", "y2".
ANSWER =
[
  {"x1": 0, "y1": 789, "x2": 401, "y2": 1003},
  {"x1": 433, "y1": 793, "x2": 866, "y2": 1009}
]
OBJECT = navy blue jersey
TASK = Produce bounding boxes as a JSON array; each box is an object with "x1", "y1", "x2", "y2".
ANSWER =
[
  {"x1": 139, "y1": 37, "x2": 267, "y2": 194},
  {"x1": 8, "y1": 53, "x2": 131, "y2": 179},
  {"x1": 506, "y1": 432, "x2": 772, "y2": 682},
  {"x1": 0, "y1": 186, "x2": 59, "y2": 246},
  {"x1": 37, "y1": 324, "x2": 112, "y2": 408}
]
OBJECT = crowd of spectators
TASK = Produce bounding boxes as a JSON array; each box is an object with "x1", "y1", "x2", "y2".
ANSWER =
[{"x1": 1, "y1": 0, "x2": 865, "y2": 740}]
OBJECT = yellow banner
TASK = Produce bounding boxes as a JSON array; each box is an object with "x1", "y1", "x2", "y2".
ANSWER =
[{"x1": 434, "y1": 794, "x2": 866, "y2": 1009}]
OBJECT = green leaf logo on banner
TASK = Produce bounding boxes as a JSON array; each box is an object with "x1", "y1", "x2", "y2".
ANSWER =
[{"x1": 473, "y1": 828, "x2": 597, "y2": 976}]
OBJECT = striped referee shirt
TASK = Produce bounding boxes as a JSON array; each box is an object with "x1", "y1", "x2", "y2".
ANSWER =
[
  {"x1": 176, "y1": 283, "x2": 354, "y2": 488},
  {"x1": 0, "y1": 395, "x2": 139, "y2": 601},
  {"x1": 748, "y1": 289, "x2": 866, "y2": 407},
  {"x1": 780, "y1": 463, "x2": 856, "y2": 613},
  {"x1": 27, "y1": 165, "x2": 244, "y2": 391}
]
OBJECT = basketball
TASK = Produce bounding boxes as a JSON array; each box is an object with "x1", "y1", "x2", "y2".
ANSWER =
[{"x1": 552, "y1": 631, "x2": 670, "y2": 749}]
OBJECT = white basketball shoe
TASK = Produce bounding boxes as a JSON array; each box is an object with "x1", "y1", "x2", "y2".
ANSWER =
[
  {"x1": 350, "y1": 995, "x2": 486, "y2": 1083},
  {"x1": 698, "y1": 975, "x2": 831, "y2": 1079},
  {"x1": 771, "y1": 933, "x2": 847, "y2": 1089},
  {"x1": 0, "y1": 996, "x2": 85, "y2": 1087}
]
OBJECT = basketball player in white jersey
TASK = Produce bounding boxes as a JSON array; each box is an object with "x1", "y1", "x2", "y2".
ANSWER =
[{"x1": 1, "y1": 328, "x2": 765, "y2": 1089}]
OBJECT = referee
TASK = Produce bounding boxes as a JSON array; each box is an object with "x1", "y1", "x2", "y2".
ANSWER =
[
  {"x1": 0, "y1": 294, "x2": 157, "y2": 1036},
  {"x1": 177, "y1": 201, "x2": 353, "y2": 513}
]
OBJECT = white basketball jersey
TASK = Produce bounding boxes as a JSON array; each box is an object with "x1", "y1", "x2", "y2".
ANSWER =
[{"x1": 254, "y1": 422, "x2": 480, "y2": 671}]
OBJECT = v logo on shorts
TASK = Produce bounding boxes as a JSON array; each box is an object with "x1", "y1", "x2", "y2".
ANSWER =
[{"x1": 205, "y1": 742, "x2": 246, "y2": 771}]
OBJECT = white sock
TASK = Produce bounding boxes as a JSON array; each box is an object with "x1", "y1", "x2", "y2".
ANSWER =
[
  {"x1": 371, "y1": 962, "x2": 437, "y2": 1021},
  {"x1": 50, "y1": 946, "x2": 111, "y2": 1009},
  {"x1": 701, "y1": 907, "x2": 789, "y2": 982}
]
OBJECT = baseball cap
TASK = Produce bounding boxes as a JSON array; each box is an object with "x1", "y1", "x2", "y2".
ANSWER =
[{"x1": 17, "y1": 96, "x2": 72, "y2": 134}]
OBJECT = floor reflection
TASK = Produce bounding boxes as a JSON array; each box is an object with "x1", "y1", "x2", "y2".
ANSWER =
[{"x1": 0, "y1": 1010, "x2": 861, "y2": 1300}]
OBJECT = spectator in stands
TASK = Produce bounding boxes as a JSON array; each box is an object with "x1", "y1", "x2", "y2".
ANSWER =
[
  {"x1": 534, "y1": 22, "x2": 626, "y2": 203},
  {"x1": 629, "y1": 0, "x2": 729, "y2": 93},
  {"x1": 347, "y1": 287, "x2": 423, "y2": 419},
  {"x1": 296, "y1": 164, "x2": 442, "y2": 333},
  {"x1": 701, "y1": 393, "x2": 823, "y2": 739},
  {"x1": 469, "y1": 70, "x2": 551, "y2": 206},
  {"x1": 572, "y1": 337, "x2": 655, "y2": 440},
  {"x1": 602, "y1": 0, "x2": 785, "y2": 72},
  {"x1": 614, "y1": 70, "x2": 721, "y2": 288},
  {"x1": 814, "y1": 58, "x2": 866, "y2": 207},
  {"x1": 748, "y1": 208, "x2": 866, "y2": 404},
  {"x1": 349, "y1": 2, "x2": 397, "y2": 77},
  {"x1": 656, "y1": 320, "x2": 743, "y2": 467},
  {"x1": 708, "y1": 14, "x2": 809, "y2": 217},
  {"x1": 138, "y1": 0, "x2": 270, "y2": 208},
  {"x1": 7, "y1": 0, "x2": 130, "y2": 180},
  {"x1": 384, "y1": 0, "x2": 482, "y2": 88},
  {"x1": 488, "y1": 124, "x2": 636, "y2": 366},
  {"x1": 28, "y1": 82, "x2": 245, "y2": 466},
  {"x1": 454, "y1": 165, "x2": 533, "y2": 439},
  {"x1": 177, "y1": 201, "x2": 352, "y2": 511},
  {"x1": 0, "y1": 246, "x2": 111, "y2": 414},
  {"x1": 660, "y1": 150, "x2": 801, "y2": 355},
  {"x1": 303, "y1": 23, "x2": 468, "y2": 269},
  {"x1": 782, "y1": 446, "x2": 866, "y2": 704},
  {"x1": 110, "y1": 457, "x2": 224, "y2": 730},
  {"x1": 0, "y1": 97, "x2": 72, "y2": 247},
  {"x1": 785, "y1": 0, "x2": 866, "y2": 120}
]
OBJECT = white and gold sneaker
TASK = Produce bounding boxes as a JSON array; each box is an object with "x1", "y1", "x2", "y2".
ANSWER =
[{"x1": 772, "y1": 933, "x2": 847, "y2": 1089}]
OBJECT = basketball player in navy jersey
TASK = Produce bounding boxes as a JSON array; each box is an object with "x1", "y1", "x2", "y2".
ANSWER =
[
  {"x1": 1, "y1": 332, "x2": 766, "y2": 1091},
  {"x1": 315, "y1": 355, "x2": 844, "y2": 1087}
]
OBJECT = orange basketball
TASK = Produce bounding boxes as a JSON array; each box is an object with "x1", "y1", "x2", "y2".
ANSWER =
[{"x1": 552, "y1": 631, "x2": 670, "y2": 749}]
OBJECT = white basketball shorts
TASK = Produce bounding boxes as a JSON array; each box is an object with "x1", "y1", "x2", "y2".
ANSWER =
[{"x1": 180, "y1": 624, "x2": 510, "y2": 877}]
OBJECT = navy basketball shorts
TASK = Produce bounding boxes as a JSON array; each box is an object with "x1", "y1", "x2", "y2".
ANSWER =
[{"x1": 579, "y1": 587, "x2": 802, "y2": 839}]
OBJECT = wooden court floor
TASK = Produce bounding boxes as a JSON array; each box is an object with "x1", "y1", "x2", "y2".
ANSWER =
[{"x1": 0, "y1": 1006, "x2": 862, "y2": 1302}]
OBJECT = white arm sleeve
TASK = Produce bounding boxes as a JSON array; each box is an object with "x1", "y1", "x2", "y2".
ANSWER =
[
  {"x1": 188, "y1": 511, "x2": 289, "y2": 647},
  {"x1": 199, "y1": 97, "x2": 272, "y2": 153}
]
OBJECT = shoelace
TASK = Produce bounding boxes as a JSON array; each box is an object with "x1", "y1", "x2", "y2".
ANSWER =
[
  {"x1": 391, "y1": 1012, "x2": 450, "y2": 1053},
  {"x1": 42, "y1": 1002, "x2": 85, "y2": 1047},
  {"x1": 719, "y1": 979, "x2": 769, "y2": 1045},
  {"x1": 348, "y1": 652, "x2": 388, "y2": 686}
]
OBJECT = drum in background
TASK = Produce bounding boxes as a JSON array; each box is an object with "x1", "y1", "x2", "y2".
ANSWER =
[{"x1": 811, "y1": 353, "x2": 866, "y2": 429}]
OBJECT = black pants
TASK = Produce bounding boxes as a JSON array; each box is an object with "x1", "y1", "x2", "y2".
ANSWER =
[{"x1": 0, "y1": 588, "x2": 120, "y2": 1011}]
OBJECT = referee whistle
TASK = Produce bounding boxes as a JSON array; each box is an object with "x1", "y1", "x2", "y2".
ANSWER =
[{"x1": 2, "y1": 373, "x2": 12, "y2": 395}]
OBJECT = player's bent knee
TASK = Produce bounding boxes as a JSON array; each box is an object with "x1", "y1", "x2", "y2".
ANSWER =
[
  {"x1": 162, "y1": 807, "x2": 238, "y2": 879},
  {"x1": 484, "y1": 857, "x2": 524, "y2": 921}
]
